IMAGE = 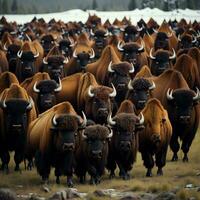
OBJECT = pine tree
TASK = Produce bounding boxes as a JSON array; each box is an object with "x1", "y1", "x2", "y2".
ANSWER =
[
  {"x1": 11, "y1": 0, "x2": 18, "y2": 14},
  {"x1": 2, "y1": 0, "x2": 9, "y2": 14},
  {"x1": 128, "y1": 0, "x2": 136, "y2": 10},
  {"x1": 92, "y1": 0, "x2": 98, "y2": 10}
]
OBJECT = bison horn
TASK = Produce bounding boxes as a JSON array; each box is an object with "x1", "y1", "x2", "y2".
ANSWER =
[
  {"x1": 81, "y1": 111, "x2": 87, "y2": 127},
  {"x1": 128, "y1": 80, "x2": 133, "y2": 90},
  {"x1": 169, "y1": 48, "x2": 176, "y2": 60},
  {"x1": 193, "y1": 87, "x2": 200, "y2": 101},
  {"x1": 25, "y1": 34, "x2": 32, "y2": 41},
  {"x1": 138, "y1": 43, "x2": 144, "y2": 52},
  {"x1": 2, "y1": 99, "x2": 7, "y2": 108},
  {"x1": 109, "y1": 83, "x2": 117, "y2": 97},
  {"x1": 54, "y1": 78, "x2": 62, "y2": 92},
  {"x1": 90, "y1": 29, "x2": 95, "y2": 36},
  {"x1": 82, "y1": 130, "x2": 87, "y2": 139},
  {"x1": 73, "y1": 49, "x2": 78, "y2": 58},
  {"x1": 138, "y1": 112, "x2": 144, "y2": 124},
  {"x1": 89, "y1": 48, "x2": 95, "y2": 59},
  {"x1": 52, "y1": 115, "x2": 57, "y2": 126},
  {"x1": 104, "y1": 30, "x2": 109, "y2": 36},
  {"x1": 3, "y1": 42, "x2": 8, "y2": 51},
  {"x1": 178, "y1": 34, "x2": 181, "y2": 42},
  {"x1": 43, "y1": 57, "x2": 48, "y2": 65},
  {"x1": 33, "y1": 81, "x2": 40, "y2": 93},
  {"x1": 149, "y1": 48, "x2": 156, "y2": 60},
  {"x1": 129, "y1": 63, "x2": 135, "y2": 73},
  {"x1": 117, "y1": 41, "x2": 124, "y2": 51},
  {"x1": 26, "y1": 96, "x2": 33, "y2": 110},
  {"x1": 149, "y1": 81, "x2": 156, "y2": 90},
  {"x1": 68, "y1": 36, "x2": 76, "y2": 47},
  {"x1": 192, "y1": 36, "x2": 197, "y2": 43},
  {"x1": 167, "y1": 32, "x2": 173, "y2": 38},
  {"x1": 107, "y1": 129, "x2": 113, "y2": 138},
  {"x1": 108, "y1": 61, "x2": 114, "y2": 73},
  {"x1": 107, "y1": 113, "x2": 116, "y2": 126},
  {"x1": 63, "y1": 57, "x2": 69, "y2": 64},
  {"x1": 120, "y1": 28, "x2": 125, "y2": 32},
  {"x1": 137, "y1": 26, "x2": 143, "y2": 32},
  {"x1": 166, "y1": 88, "x2": 174, "y2": 100},
  {"x1": 88, "y1": 85, "x2": 94, "y2": 97},
  {"x1": 153, "y1": 28, "x2": 158, "y2": 33},
  {"x1": 34, "y1": 51, "x2": 39, "y2": 58},
  {"x1": 17, "y1": 50, "x2": 23, "y2": 58}
]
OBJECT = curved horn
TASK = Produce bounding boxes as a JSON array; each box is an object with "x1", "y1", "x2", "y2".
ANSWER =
[
  {"x1": 54, "y1": 78, "x2": 62, "y2": 92},
  {"x1": 90, "y1": 29, "x2": 95, "y2": 36},
  {"x1": 63, "y1": 57, "x2": 69, "y2": 64},
  {"x1": 107, "y1": 113, "x2": 116, "y2": 126},
  {"x1": 3, "y1": 42, "x2": 8, "y2": 51},
  {"x1": 149, "y1": 81, "x2": 156, "y2": 90},
  {"x1": 26, "y1": 97, "x2": 33, "y2": 110},
  {"x1": 137, "y1": 26, "x2": 143, "y2": 32},
  {"x1": 80, "y1": 111, "x2": 87, "y2": 127},
  {"x1": 88, "y1": 85, "x2": 94, "y2": 97},
  {"x1": 33, "y1": 81, "x2": 40, "y2": 93},
  {"x1": 153, "y1": 28, "x2": 158, "y2": 33},
  {"x1": 166, "y1": 88, "x2": 174, "y2": 100},
  {"x1": 178, "y1": 34, "x2": 181, "y2": 41},
  {"x1": 167, "y1": 32, "x2": 173, "y2": 38},
  {"x1": 82, "y1": 130, "x2": 87, "y2": 139},
  {"x1": 34, "y1": 51, "x2": 39, "y2": 58},
  {"x1": 73, "y1": 49, "x2": 78, "y2": 58},
  {"x1": 108, "y1": 61, "x2": 114, "y2": 73},
  {"x1": 129, "y1": 63, "x2": 135, "y2": 73},
  {"x1": 109, "y1": 83, "x2": 117, "y2": 97},
  {"x1": 25, "y1": 34, "x2": 32, "y2": 41},
  {"x1": 193, "y1": 87, "x2": 200, "y2": 101},
  {"x1": 138, "y1": 112, "x2": 144, "y2": 124},
  {"x1": 2, "y1": 99, "x2": 7, "y2": 108},
  {"x1": 169, "y1": 48, "x2": 176, "y2": 60},
  {"x1": 149, "y1": 48, "x2": 156, "y2": 60},
  {"x1": 192, "y1": 36, "x2": 197, "y2": 43},
  {"x1": 43, "y1": 57, "x2": 48, "y2": 64},
  {"x1": 138, "y1": 43, "x2": 144, "y2": 52},
  {"x1": 117, "y1": 41, "x2": 124, "y2": 51},
  {"x1": 128, "y1": 80, "x2": 133, "y2": 90},
  {"x1": 107, "y1": 129, "x2": 113, "y2": 138},
  {"x1": 68, "y1": 36, "x2": 75, "y2": 47},
  {"x1": 90, "y1": 48, "x2": 95, "y2": 59},
  {"x1": 104, "y1": 29, "x2": 109, "y2": 36},
  {"x1": 52, "y1": 115, "x2": 57, "y2": 126},
  {"x1": 17, "y1": 50, "x2": 22, "y2": 58}
]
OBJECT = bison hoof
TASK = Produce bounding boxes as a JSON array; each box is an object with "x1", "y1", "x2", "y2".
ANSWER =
[
  {"x1": 123, "y1": 173, "x2": 130, "y2": 180},
  {"x1": 0, "y1": 164, "x2": 9, "y2": 173},
  {"x1": 171, "y1": 154, "x2": 178, "y2": 161},
  {"x1": 157, "y1": 168, "x2": 163, "y2": 176},
  {"x1": 15, "y1": 165, "x2": 20, "y2": 172},
  {"x1": 109, "y1": 172, "x2": 115, "y2": 179},
  {"x1": 95, "y1": 177, "x2": 101, "y2": 184},
  {"x1": 183, "y1": 156, "x2": 189, "y2": 162},
  {"x1": 67, "y1": 180, "x2": 74, "y2": 188},
  {"x1": 146, "y1": 169, "x2": 152, "y2": 177},
  {"x1": 90, "y1": 177, "x2": 96, "y2": 185},
  {"x1": 56, "y1": 177, "x2": 60, "y2": 184},
  {"x1": 79, "y1": 177, "x2": 86, "y2": 184}
]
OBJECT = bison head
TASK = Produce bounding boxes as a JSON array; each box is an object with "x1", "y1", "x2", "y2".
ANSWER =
[
  {"x1": 166, "y1": 88, "x2": 200, "y2": 124},
  {"x1": 58, "y1": 37, "x2": 75, "y2": 58},
  {"x1": 126, "y1": 78, "x2": 155, "y2": 110},
  {"x1": 149, "y1": 48, "x2": 176, "y2": 76},
  {"x1": 178, "y1": 34, "x2": 197, "y2": 50},
  {"x1": 33, "y1": 79, "x2": 62, "y2": 113},
  {"x1": 51, "y1": 112, "x2": 86, "y2": 152},
  {"x1": 154, "y1": 32, "x2": 172, "y2": 51},
  {"x1": 121, "y1": 25, "x2": 140, "y2": 42},
  {"x1": 86, "y1": 84, "x2": 116, "y2": 124},
  {"x1": 40, "y1": 34, "x2": 56, "y2": 56}
]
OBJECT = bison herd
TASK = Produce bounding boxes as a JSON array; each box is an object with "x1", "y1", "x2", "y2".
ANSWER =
[{"x1": 0, "y1": 14, "x2": 200, "y2": 187}]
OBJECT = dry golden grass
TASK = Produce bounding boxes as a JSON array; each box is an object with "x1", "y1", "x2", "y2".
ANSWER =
[{"x1": 0, "y1": 129, "x2": 200, "y2": 199}]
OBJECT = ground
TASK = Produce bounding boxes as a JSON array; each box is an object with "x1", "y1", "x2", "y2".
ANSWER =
[{"x1": 0, "y1": 130, "x2": 200, "y2": 199}]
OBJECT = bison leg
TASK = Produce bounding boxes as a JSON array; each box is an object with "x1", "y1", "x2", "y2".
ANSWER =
[
  {"x1": 55, "y1": 168, "x2": 61, "y2": 184},
  {"x1": 170, "y1": 134, "x2": 179, "y2": 161},
  {"x1": 0, "y1": 151, "x2": 10, "y2": 173},
  {"x1": 67, "y1": 176, "x2": 74, "y2": 187},
  {"x1": 14, "y1": 151, "x2": 24, "y2": 172},
  {"x1": 141, "y1": 151, "x2": 154, "y2": 177},
  {"x1": 107, "y1": 154, "x2": 116, "y2": 179}
]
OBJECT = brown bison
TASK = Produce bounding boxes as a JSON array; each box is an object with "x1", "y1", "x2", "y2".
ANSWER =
[
  {"x1": 75, "y1": 124, "x2": 113, "y2": 184},
  {"x1": 27, "y1": 101, "x2": 86, "y2": 186},
  {"x1": 107, "y1": 100, "x2": 144, "y2": 180},
  {"x1": 0, "y1": 49, "x2": 9, "y2": 74},
  {"x1": 0, "y1": 83, "x2": 37, "y2": 172},
  {"x1": 139, "y1": 98, "x2": 172, "y2": 177}
]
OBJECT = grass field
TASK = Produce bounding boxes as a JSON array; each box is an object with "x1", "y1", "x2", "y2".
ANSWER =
[{"x1": 0, "y1": 130, "x2": 200, "y2": 199}]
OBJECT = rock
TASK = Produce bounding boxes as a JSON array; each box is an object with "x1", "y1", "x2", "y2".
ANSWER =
[
  {"x1": 119, "y1": 194, "x2": 141, "y2": 200},
  {"x1": 94, "y1": 189, "x2": 116, "y2": 197},
  {"x1": 140, "y1": 193, "x2": 156, "y2": 200},
  {"x1": 153, "y1": 192, "x2": 176, "y2": 200},
  {"x1": 196, "y1": 172, "x2": 200, "y2": 176},
  {"x1": 185, "y1": 184, "x2": 194, "y2": 189},
  {"x1": 42, "y1": 185, "x2": 50, "y2": 193},
  {"x1": 0, "y1": 188, "x2": 17, "y2": 200}
]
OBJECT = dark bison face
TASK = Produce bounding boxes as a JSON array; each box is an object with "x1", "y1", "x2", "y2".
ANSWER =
[
  {"x1": 59, "y1": 38, "x2": 74, "y2": 58},
  {"x1": 72, "y1": 48, "x2": 95, "y2": 71},
  {"x1": 154, "y1": 32, "x2": 171, "y2": 51},
  {"x1": 149, "y1": 49, "x2": 176, "y2": 76},
  {"x1": 51, "y1": 113, "x2": 86, "y2": 152},
  {"x1": 0, "y1": 98, "x2": 33, "y2": 134},
  {"x1": 178, "y1": 34, "x2": 196, "y2": 50},
  {"x1": 122, "y1": 25, "x2": 139, "y2": 42},
  {"x1": 107, "y1": 62, "x2": 134, "y2": 103},
  {"x1": 43, "y1": 56, "x2": 68, "y2": 82},
  {"x1": 86, "y1": 85, "x2": 116, "y2": 124},
  {"x1": 5, "y1": 44, "x2": 21, "y2": 73},
  {"x1": 82, "y1": 125, "x2": 112, "y2": 160},
  {"x1": 127, "y1": 78, "x2": 155, "y2": 110},
  {"x1": 166, "y1": 88, "x2": 200, "y2": 124},
  {"x1": 118, "y1": 42, "x2": 144, "y2": 73},
  {"x1": 40, "y1": 35, "x2": 56, "y2": 56},
  {"x1": 33, "y1": 79, "x2": 62, "y2": 113},
  {"x1": 108, "y1": 113, "x2": 144, "y2": 153},
  {"x1": 17, "y1": 51, "x2": 39, "y2": 80}
]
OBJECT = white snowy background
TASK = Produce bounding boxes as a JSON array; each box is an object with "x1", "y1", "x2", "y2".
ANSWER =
[{"x1": 1, "y1": 8, "x2": 200, "y2": 25}]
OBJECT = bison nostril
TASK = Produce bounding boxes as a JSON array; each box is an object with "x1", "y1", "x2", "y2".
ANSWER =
[
  {"x1": 63, "y1": 143, "x2": 74, "y2": 151},
  {"x1": 92, "y1": 150, "x2": 102, "y2": 156}
]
